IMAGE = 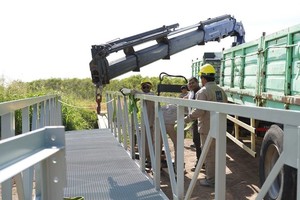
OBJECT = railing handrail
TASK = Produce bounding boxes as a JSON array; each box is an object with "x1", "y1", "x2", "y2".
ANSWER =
[
  {"x1": 106, "y1": 91, "x2": 300, "y2": 200},
  {"x1": 106, "y1": 91, "x2": 300, "y2": 126},
  {"x1": 134, "y1": 93, "x2": 300, "y2": 126},
  {"x1": 0, "y1": 94, "x2": 57, "y2": 116}
]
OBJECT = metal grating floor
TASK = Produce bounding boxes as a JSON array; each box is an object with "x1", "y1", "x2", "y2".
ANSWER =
[{"x1": 64, "y1": 129, "x2": 167, "y2": 200}]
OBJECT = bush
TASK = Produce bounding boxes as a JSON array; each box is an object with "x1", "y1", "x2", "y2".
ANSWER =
[{"x1": 1, "y1": 75, "x2": 187, "y2": 132}]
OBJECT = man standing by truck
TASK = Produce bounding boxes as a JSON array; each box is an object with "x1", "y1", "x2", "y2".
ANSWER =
[
  {"x1": 186, "y1": 77, "x2": 202, "y2": 172},
  {"x1": 184, "y1": 64, "x2": 228, "y2": 187}
]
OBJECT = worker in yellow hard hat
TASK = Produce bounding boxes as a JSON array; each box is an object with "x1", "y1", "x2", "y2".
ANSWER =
[
  {"x1": 184, "y1": 63, "x2": 228, "y2": 187},
  {"x1": 198, "y1": 63, "x2": 216, "y2": 80}
]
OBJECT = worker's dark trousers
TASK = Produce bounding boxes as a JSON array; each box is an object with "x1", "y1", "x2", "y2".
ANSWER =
[{"x1": 192, "y1": 121, "x2": 201, "y2": 162}]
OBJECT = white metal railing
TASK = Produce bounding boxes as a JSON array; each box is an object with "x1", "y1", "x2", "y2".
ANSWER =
[
  {"x1": 105, "y1": 91, "x2": 300, "y2": 200},
  {"x1": 0, "y1": 95, "x2": 65, "y2": 200}
]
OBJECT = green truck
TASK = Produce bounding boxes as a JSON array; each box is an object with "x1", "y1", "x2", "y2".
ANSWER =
[{"x1": 192, "y1": 24, "x2": 300, "y2": 200}]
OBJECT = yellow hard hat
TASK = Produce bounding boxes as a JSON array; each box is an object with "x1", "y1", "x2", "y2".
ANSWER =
[
  {"x1": 141, "y1": 78, "x2": 152, "y2": 86},
  {"x1": 198, "y1": 64, "x2": 216, "y2": 77}
]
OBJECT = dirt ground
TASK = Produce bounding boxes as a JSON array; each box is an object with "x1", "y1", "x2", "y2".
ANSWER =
[{"x1": 156, "y1": 137, "x2": 261, "y2": 200}]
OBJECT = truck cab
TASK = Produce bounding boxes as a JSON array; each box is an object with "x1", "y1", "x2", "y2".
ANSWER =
[{"x1": 191, "y1": 52, "x2": 222, "y2": 84}]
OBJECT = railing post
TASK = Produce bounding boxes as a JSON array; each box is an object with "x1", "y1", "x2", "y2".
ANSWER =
[
  {"x1": 31, "y1": 104, "x2": 38, "y2": 130},
  {"x1": 117, "y1": 96, "x2": 122, "y2": 142},
  {"x1": 45, "y1": 127, "x2": 66, "y2": 200},
  {"x1": 45, "y1": 99, "x2": 50, "y2": 126},
  {"x1": 1, "y1": 112, "x2": 15, "y2": 138},
  {"x1": 40, "y1": 100, "x2": 45, "y2": 128},
  {"x1": 49, "y1": 98, "x2": 54, "y2": 126},
  {"x1": 176, "y1": 105, "x2": 185, "y2": 200},
  {"x1": 133, "y1": 105, "x2": 143, "y2": 168},
  {"x1": 1, "y1": 112, "x2": 14, "y2": 200},
  {"x1": 282, "y1": 125, "x2": 300, "y2": 200},
  {"x1": 140, "y1": 100, "x2": 146, "y2": 172},
  {"x1": 106, "y1": 93, "x2": 113, "y2": 130},
  {"x1": 214, "y1": 112, "x2": 227, "y2": 200},
  {"x1": 122, "y1": 96, "x2": 128, "y2": 150},
  {"x1": 22, "y1": 107, "x2": 30, "y2": 133},
  {"x1": 57, "y1": 97, "x2": 63, "y2": 126},
  {"x1": 113, "y1": 95, "x2": 118, "y2": 137},
  {"x1": 129, "y1": 113, "x2": 135, "y2": 159},
  {"x1": 154, "y1": 102, "x2": 161, "y2": 190}
]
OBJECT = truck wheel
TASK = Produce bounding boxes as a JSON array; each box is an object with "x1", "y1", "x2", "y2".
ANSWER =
[{"x1": 259, "y1": 124, "x2": 297, "y2": 200}]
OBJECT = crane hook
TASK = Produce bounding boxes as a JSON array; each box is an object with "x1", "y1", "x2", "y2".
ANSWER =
[{"x1": 95, "y1": 86, "x2": 103, "y2": 114}]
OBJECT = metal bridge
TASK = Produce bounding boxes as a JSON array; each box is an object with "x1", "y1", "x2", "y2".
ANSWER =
[{"x1": 1, "y1": 94, "x2": 300, "y2": 200}]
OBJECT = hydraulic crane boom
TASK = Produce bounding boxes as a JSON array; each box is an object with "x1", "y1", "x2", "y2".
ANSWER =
[{"x1": 90, "y1": 14, "x2": 245, "y2": 113}]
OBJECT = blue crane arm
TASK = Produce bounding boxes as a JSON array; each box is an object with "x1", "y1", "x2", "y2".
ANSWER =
[
  {"x1": 89, "y1": 14, "x2": 245, "y2": 113},
  {"x1": 89, "y1": 14, "x2": 245, "y2": 87}
]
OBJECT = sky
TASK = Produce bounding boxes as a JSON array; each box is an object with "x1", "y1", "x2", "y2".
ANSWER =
[{"x1": 1, "y1": 0, "x2": 300, "y2": 84}]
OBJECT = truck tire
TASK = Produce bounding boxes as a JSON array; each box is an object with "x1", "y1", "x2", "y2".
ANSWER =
[{"x1": 259, "y1": 124, "x2": 297, "y2": 200}]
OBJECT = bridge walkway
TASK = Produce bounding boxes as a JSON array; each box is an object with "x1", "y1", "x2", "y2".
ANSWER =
[{"x1": 63, "y1": 129, "x2": 167, "y2": 200}]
